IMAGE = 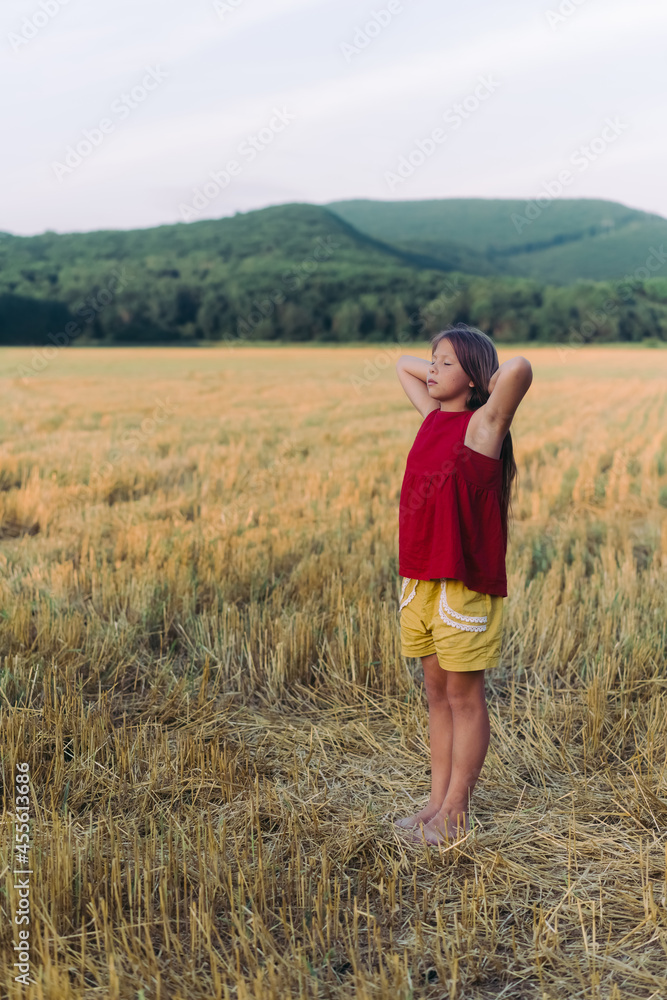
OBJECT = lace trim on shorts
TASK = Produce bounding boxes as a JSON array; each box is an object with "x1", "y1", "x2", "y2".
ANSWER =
[
  {"x1": 438, "y1": 580, "x2": 487, "y2": 632},
  {"x1": 398, "y1": 577, "x2": 418, "y2": 612}
]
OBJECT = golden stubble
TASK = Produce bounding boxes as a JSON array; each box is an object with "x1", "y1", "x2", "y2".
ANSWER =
[{"x1": 1, "y1": 343, "x2": 666, "y2": 999}]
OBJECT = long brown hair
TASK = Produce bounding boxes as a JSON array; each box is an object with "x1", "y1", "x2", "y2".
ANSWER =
[{"x1": 430, "y1": 323, "x2": 519, "y2": 545}]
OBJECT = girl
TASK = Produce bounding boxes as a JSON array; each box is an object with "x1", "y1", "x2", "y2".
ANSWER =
[{"x1": 393, "y1": 323, "x2": 532, "y2": 845}]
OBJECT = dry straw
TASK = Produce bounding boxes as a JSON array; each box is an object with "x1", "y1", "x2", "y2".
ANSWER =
[{"x1": 0, "y1": 345, "x2": 666, "y2": 998}]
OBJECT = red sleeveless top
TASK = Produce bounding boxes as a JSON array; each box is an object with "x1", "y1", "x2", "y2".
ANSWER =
[{"x1": 398, "y1": 408, "x2": 507, "y2": 596}]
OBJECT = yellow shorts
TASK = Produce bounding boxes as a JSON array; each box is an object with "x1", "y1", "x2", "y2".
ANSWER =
[{"x1": 399, "y1": 577, "x2": 504, "y2": 672}]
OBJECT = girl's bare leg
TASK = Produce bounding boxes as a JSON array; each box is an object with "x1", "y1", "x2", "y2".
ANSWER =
[
  {"x1": 417, "y1": 668, "x2": 489, "y2": 844},
  {"x1": 394, "y1": 652, "x2": 453, "y2": 829}
]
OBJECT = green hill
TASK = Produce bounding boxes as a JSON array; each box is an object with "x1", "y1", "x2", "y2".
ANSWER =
[
  {"x1": 0, "y1": 203, "x2": 457, "y2": 346},
  {"x1": 1, "y1": 200, "x2": 667, "y2": 348},
  {"x1": 327, "y1": 198, "x2": 667, "y2": 285}
]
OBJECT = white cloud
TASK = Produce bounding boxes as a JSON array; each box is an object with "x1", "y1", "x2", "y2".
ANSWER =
[{"x1": 3, "y1": 0, "x2": 667, "y2": 233}]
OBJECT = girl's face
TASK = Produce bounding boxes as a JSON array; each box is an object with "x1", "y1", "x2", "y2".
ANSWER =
[{"x1": 427, "y1": 339, "x2": 474, "y2": 407}]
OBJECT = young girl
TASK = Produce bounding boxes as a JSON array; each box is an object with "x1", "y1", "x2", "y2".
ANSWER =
[{"x1": 393, "y1": 323, "x2": 532, "y2": 845}]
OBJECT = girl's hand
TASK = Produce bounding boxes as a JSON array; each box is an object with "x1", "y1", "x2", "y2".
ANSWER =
[{"x1": 395, "y1": 355, "x2": 441, "y2": 418}]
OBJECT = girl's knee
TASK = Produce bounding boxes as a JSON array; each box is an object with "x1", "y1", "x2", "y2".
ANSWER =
[
  {"x1": 421, "y1": 654, "x2": 448, "y2": 702},
  {"x1": 425, "y1": 681, "x2": 449, "y2": 707},
  {"x1": 445, "y1": 671, "x2": 486, "y2": 711}
]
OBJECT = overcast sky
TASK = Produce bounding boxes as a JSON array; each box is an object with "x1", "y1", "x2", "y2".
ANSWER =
[{"x1": 3, "y1": 0, "x2": 665, "y2": 235}]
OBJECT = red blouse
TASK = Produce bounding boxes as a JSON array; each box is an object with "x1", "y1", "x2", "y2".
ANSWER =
[{"x1": 398, "y1": 408, "x2": 507, "y2": 596}]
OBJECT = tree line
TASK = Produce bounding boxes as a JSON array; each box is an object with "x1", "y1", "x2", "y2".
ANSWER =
[{"x1": 1, "y1": 205, "x2": 666, "y2": 349}]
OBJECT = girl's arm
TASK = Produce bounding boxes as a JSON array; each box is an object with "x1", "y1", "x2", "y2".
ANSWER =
[
  {"x1": 395, "y1": 355, "x2": 441, "y2": 418},
  {"x1": 484, "y1": 356, "x2": 533, "y2": 431}
]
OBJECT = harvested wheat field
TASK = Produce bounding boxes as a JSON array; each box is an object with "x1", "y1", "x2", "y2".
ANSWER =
[{"x1": 1, "y1": 342, "x2": 667, "y2": 1000}]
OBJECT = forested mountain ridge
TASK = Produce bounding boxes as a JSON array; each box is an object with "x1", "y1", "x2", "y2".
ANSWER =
[
  {"x1": 0, "y1": 204, "x2": 453, "y2": 345},
  {"x1": 327, "y1": 197, "x2": 667, "y2": 285},
  {"x1": 1, "y1": 200, "x2": 667, "y2": 347}
]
